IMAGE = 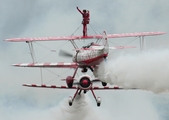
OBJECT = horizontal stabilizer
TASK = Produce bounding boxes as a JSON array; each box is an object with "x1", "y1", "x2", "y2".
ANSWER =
[
  {"x1": 109, "y1": 46, "x2": 136, "y2": 50},
  {"x1": 74, "y1": 46, "x2": 104, "y2": 51},
  {"x1": 5, "y1": 32, "x2": 166, "y2": 42},
  {"x1": 13, "y1": 62, "x2": 78, "y2": 68}
]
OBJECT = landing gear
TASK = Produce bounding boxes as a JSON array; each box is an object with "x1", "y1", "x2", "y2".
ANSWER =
[
  {"x1": 67, "y1": 82, "x2": 73, "y2": 88},
  {"x1": 68, "y1": 88, "x2": 101, "y2": 107},
  {"x1": 91, "y1": 88, "x2": 101, "y2": 107},
  {"x1": 67, "y1": 75, "x2": 102, "y2": 107},
  {"x1": 96, "y1": 97, "x2": 101, "y2": 107},
  {"x1": 68, "y1": 96, "x2": 73, "y2": 106},
  {"x1": 81, "y1": 66, "x2": 94, "y2": 73},
  {"x1": 78, "y1": 89, "x2": 82, "y2": 95},
  {"x1": 88, "y1": 66, "x2": 94, "y2": 72},
  {"x1": 102, "y1": 82, "x2": 107, "y2": 86},
  {"x1": 68, "y1": 88, "x2": 80, "y2": 106},
  {"x1": 81, "y1": 68, "x2": 88, "y2": 72}
]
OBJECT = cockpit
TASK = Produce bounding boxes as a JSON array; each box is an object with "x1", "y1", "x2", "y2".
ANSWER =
[{"x1": 83, "y1": 42, "x2": 94, "y2": 48}]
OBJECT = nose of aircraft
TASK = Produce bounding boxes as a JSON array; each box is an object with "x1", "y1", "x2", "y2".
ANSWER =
[{"x1": 82, "y1": 79, "x2": 89, "y2": 86}]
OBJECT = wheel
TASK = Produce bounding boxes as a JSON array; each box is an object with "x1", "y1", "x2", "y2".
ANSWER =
[
  {"x1": 68, "y1": 96, "x2": 73, "y2": 106},
  {"x1": 67, "y1": 83, "x2": 73, "y2": 88},
  {"x1": 96, "y1": 97, "x2": 101, "y2": 107},
  {"x1": 102, "y1": 82, "x2": 107, "y2": 86},
  {"x1": 97, "y1": 102, "x2": 100, "y2": 107},
  {"x1": 69, "y1": 102, "x2": 72, "y2": 106}
]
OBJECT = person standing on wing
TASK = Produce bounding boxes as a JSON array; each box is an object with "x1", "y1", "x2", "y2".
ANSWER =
[{"x1": 76, "y1": 7, "x2": 90, "y2": 36}]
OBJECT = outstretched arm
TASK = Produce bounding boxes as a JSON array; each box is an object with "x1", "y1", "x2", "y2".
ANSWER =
[{"x1": 76, "y1": 7, "x2": 83, "y2": 14}]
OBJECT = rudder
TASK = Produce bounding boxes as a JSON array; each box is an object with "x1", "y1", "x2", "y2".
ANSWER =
[{"x1": 102, "y1": 31, "x2": 109, "y2": 54}]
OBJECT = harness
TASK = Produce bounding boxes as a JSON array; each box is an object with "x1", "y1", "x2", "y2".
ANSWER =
[{"x1": 82, "y1": 13, "x2": 90, "y2": 24}]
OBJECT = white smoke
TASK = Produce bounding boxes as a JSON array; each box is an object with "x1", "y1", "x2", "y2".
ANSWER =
[
  {"x1": 50, "y1": 94, "x2": 104, "y2": 120},
  {"x1": 97, "y1": 49, "x2": 169, "y2": 93},
  {"x1": 0, "y1": 88, "x2": 163, "y2": 120}
]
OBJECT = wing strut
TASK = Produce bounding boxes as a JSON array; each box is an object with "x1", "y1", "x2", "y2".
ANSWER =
[
  {"x1": 27, "y1": 41, "x2": 36, "y2": 63},
  {"x1": 139, "y1": 36, "x2": 145, "y2": 52},
  {"x1": 40, "y1": 68, "x2": 43, "y2": 84},
  {"x1": 69, "y1": 40, "x2": 78, "y2": 49}
]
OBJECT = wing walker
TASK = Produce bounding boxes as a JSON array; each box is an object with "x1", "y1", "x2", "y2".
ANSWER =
[{"x1": 5, "y1": 7, "x2": 166, "y2": 106}]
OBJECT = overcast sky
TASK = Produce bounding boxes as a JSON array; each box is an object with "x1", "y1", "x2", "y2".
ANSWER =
[{"x1": 1, "y1": 0, "x2": 169, "y2": 120}]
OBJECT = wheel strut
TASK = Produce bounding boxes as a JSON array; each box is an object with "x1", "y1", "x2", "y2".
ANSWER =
[{"x1": 90, "y1": 88, "x2": 101, "y2": 107}]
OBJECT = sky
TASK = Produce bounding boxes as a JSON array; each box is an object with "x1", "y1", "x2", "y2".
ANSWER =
[{"x1": 1, "y1": 0, "x2": 169, "y2": 120}]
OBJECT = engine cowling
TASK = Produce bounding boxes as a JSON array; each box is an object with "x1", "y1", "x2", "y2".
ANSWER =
[
  {"x1": 66, "y1": 76, "x2": 74, "y2": 88},
  {"x1": 78, "y1": 75, "x2": 91, "y2": 90}
]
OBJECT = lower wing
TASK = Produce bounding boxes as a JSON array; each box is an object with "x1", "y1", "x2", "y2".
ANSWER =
[
  {"x1": 13, "y1": 62, "x2": 78, "y2": 68},
  {"x1": 23, "y1": 84, "x2": 137, "y2": 90}
]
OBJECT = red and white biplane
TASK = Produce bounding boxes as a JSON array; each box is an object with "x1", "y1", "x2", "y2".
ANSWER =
[{"x1": 5, "y1": 12, "x2": 166, "y2": 106}]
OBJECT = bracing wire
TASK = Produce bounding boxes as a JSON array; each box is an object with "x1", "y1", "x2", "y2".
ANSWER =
[
  {"x1": 44, "y1": 68, "x2": 73, "y2": 84},
  {"x1": 109, "y1": 37, "x2": 139, "y2": 56},
  {"x1": 89, "y1": 24, "x2": 101, "y2": 35},
  {"x1": 71, "y1": 24, "x2": 82, "y2": 36}
]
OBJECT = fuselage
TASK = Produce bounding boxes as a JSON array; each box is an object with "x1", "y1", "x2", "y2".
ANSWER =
[{"x1": 72, "y1": 46, "x2": 108, "y2": 67}]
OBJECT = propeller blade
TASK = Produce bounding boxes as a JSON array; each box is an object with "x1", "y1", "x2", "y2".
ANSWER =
[
  {"x1": 73, "y1": 82, "x2": 79, "y2": 85},
  {"x1": 91, "y1": 79, "x2": 100, "y2": 83},
  {"x1": 59, "y1": 49, "x2": 73, "y2": 58}
]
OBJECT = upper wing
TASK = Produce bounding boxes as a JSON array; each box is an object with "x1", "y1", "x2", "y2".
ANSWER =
[
  {"x1": 107, "y1": 31, "x2": 166, "y2": 38},
  {"x1": 23, "y1": 84, "x2": 137, "y2": 90},
  {"x1": 5, "y1": 35, "x2": 102, "y2": 42},
  {"x1": 13, "y1": 62, "x2": 78, "y2": 68},
  {"x1": 5, "y1": 31, "x2": 165, "y2": 42}
]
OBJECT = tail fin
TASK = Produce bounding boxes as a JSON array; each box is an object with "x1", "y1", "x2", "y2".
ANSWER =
[{"x1": 102, "y1": 31, "x2": 109, "y2": 54}]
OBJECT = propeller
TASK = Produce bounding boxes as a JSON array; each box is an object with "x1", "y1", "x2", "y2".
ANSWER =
[{"x1": 59, "y1": 49, "x2": 73, "y2": 58}]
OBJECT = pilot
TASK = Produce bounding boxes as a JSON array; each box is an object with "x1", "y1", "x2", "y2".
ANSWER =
[
  {"x1": 83, "y1": 42, "x2": 93, "y2": 48},
  {"x1": 76, "y1": 7, "x2": 90, "y2": 36},
  {"x1": 87, "y1": 42, "x2": 93, "y2": 48}
]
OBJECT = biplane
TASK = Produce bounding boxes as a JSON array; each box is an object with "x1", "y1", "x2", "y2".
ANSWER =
[{"x1": 5, "y1": 9, "x2": 166, "y2": 106}]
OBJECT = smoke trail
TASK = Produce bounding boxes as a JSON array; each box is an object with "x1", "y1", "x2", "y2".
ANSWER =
[
  {"x1": 0, "y1": 87, "x2": 162, "y2": 120},
  {"x1": 50, "y1": 94, "x2": 103, "y2": 120},
  {"x1": 50, "y1": 92, "x2": 160, "y2": 120},
  {"x1": 96, "y1": 49, "x2": 169, "y2": 93}
]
